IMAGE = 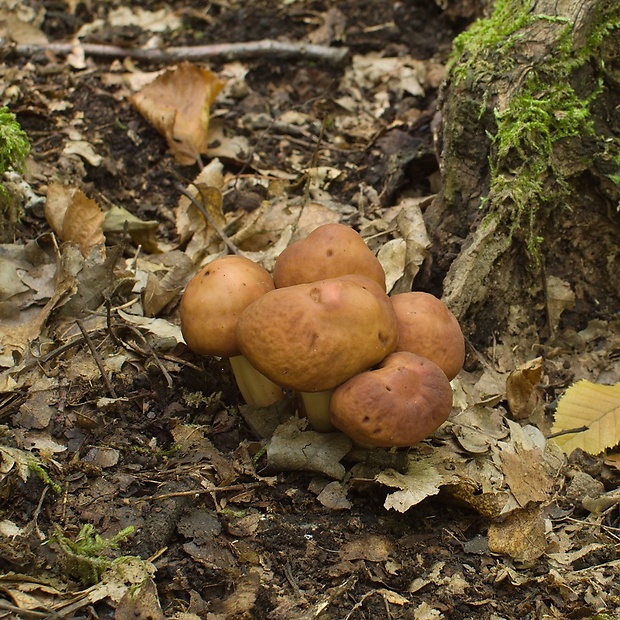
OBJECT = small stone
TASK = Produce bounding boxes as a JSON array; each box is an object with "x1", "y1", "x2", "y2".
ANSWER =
[{"x1": 565, "y1": 471, "x2": 605, "y2": 502}]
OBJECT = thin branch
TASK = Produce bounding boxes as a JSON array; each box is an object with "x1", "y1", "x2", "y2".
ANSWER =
[
  {"x1": 13, "y1": 39, "x2": 350, "y2": 65},
  {"x1": 546, "y1": 425, "x2": 589, "y2": 439},
  {"x1": 177, "y1": 183, "x2": 241, "y2": 255},
  {"x1": 119, "y1": 323, "x2": 174, "y2": 389},
  {"x1": 76, "y1": 318, "x2": 118, "y2": 399},
  {"x1": 138, "y1": 481, "x2": 262, "y2": 502}
]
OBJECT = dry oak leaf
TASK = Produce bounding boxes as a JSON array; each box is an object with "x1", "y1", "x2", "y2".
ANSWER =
[
  {"x1": 131, "y1": 61, "x2": 225, "y2": 165},
  {"x1": 551, "y1": 380, "x2": 620, "y2": 456}
]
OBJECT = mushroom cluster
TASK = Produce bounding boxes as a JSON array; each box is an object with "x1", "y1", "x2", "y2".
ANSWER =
[{"x1": 179, "y1": 223, "x2": 465, "y2": 448}]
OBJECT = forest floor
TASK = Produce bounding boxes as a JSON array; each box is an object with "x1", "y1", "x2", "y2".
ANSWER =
[{"x1": 0, "y1": 1, "x2": 619, "y2": 619}]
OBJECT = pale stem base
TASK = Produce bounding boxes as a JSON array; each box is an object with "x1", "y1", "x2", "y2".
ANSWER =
[
  {"x1": 300, "y1": 390, "x2": 335, "y2": 432},
  {"x1": 229, "y1": 355, "x2": 284, "y2": 407}
]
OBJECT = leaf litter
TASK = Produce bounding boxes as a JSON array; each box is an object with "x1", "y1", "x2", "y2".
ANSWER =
[{"x1": 1, "y1": 0, "x2": 619, "y2": 618}]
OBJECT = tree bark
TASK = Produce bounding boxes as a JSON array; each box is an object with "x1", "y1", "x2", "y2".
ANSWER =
[{"x1": 427, "y1": 0, "x2": 620, "y2": 347}]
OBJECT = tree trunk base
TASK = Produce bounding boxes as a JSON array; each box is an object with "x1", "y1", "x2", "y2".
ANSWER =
[{"x1": 429, "y1": 0, "x2": 620, "y2": 349}]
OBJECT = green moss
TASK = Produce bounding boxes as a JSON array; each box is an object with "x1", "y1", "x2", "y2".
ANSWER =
[
  {"x1": 0, "y1": 106, "x2": 30, "y2": 233},
  {"x1": 0, "y1": 106, "x2": 29, "y2": 176},
  {"x1": 27, "y1": 459, "x2": 62, "y2": 495},
  {"x1": 50, "y1": 523, "x2": 135, "y2": 585},
  {"x1": 448, "y1": 0, "x2": 569, "y2": 81},
  {"x1": 448, "y1": 1, "x2": 620, "y2": 257}
]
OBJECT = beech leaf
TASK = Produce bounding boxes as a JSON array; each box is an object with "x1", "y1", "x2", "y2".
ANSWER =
[
  {"x1": 551, "y1": 380, "x2": 620, "y2": 455},
  {"x1": 45, "y1": 183, "x2": 105, "y2": 257},
  {"x1": 131, "y1": 61, "x2": 225, "y2": 165}
]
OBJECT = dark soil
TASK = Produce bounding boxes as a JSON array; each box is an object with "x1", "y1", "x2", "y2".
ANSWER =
[{"x1": 2, "y1": 2, "x2": 619, "y2": 620}]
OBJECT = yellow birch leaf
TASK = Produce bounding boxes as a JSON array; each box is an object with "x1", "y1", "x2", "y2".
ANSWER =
[{"x1": 551, "y1": 380, "x2": 620, "y2": 455}]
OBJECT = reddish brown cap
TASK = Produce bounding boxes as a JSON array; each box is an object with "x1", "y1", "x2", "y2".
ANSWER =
[
  {"x1": 391, "y1": 292, "x2": 465, "y2": 380},
  {"x1": 236, "y1": 277, "x2": 398, "y2": 392},
  {"x1": 180, "y1": 255, "x2": 275, "y2": 358},
  {"x1": 273, "y1": 223, "x2": 386, "y2": 290},
  {"x1": 329, "y1": 351, "x2": 453, "y2": 447}
]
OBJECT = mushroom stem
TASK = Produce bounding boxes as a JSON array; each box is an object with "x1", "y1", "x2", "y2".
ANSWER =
[
  {"x1": 229, "y1": 355, "x2": 284, "y2": 407},
  {"x1": 300, "y1": 390, "x2": 335, "y2": 432}
]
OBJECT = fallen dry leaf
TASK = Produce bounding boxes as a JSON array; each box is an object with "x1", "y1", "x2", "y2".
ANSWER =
[
  {"x1": 546, "y1": 275, "x2": 576, "y2": 336},
  {"x1": 505, "y1": 356, "x2": 544, "y2": 420},
  {"x1": 176, "y1": 158, "x2": 224, "y2": 245},
  {"x1": 108, "y1": 6, "x2": 182, "y2": 32},
  {"x1": 316, "y1": 480, "x2": 352, "y2": 510},
  {"x1": 266, "y1": 418, "x2": 352, "y2": 480},
  {"x1": 488, "y1": 505, "x2": 547, "y2": 562},
  {"x1": 131, "y1": 61, "x2": 225, "y2": 165},
  {"x1": 102, "y1": 206, "x2": 160, "y2": 254},
  {"x1": 115, "y1": 578, "x2": 164, "y2": 620},
  {"x1": 45, "y1": 184, "x2": 105, "y2": 257},
  {"x1": 551, "y1": 380, "x2": 620, "y2": 455},
  {"x1": 605, "y1": 453, "x2": 620, "y2": 470}
]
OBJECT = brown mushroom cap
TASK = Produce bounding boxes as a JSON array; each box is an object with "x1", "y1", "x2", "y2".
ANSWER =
[
  {"x1": 273, "y1": 223, "x2": 386, "y2": 290},
  {"x1": 236, "y1": 277, "x2": 398, "y2": 392},
  {"x1": 336, "y1": 273, "x2": 394, "y2": 316},
  {"x1": 391, "y1": 292, "x2": 465, "y2": 380},
  {"x1": 180, "y1": 255, "x2": 275, "y2": 358},
  {"x1": 329, "y1": 351, "x2": 453, "y2": 447}
]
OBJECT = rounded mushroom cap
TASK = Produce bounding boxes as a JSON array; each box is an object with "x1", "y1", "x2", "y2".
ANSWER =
[
  {"x1": 335, "y1": 273, "x2": 394, "y2": 316},
  {"x1": 236, "y1": 277, "x2": 398, "y2": 392},
  {"x1": 329, "y1": 351, "x2": 453, "y2": 447},
  {"x1": 273, "y1": 223, "x2": 386, "y2": 290},
  {"x1": 391, "y1": 292, "x2": 465, "y2": 380},
  {"x1": 180, "y1": 255, "x2": 275, "y2": 358}
]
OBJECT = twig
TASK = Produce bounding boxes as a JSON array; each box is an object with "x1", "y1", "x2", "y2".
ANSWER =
[
  {"x1": 295, "y1": 575, "x2": 358, "y2": 620},
  {"x1": 138, "y1": 481, "x2": 262, "y2": 502},
  {"x1": 13, "y1": 39, "x2": 350, "y2": 65},
  {"x1": 119, "y1": 323, "x2": 174, "y2": 389},
  {"x1": 76, "y1": 318, "x2": 118, "y2": 399},
  {"x1": 284, "y1": 563, "x2": 306, "y2": 600},
  {"x1": 0, "y1": 600, "x2": 53, "y2": 619},
  {"x1": 177, "y1": 183, "x2": 241, "y2": 255},
  {"x1": 546, "y1": 425, "x2": 588, "y2": 439}
]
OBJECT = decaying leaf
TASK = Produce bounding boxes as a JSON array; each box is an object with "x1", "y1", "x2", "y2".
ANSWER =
[
  {"x1": 316, "y1": 480, "x2": 352, "y2": 510},
  {"x1": 131, "y1": 61, "x2": 225, "y2": 165},
  {"x1": 206, "y1": 118, "x2": 251, "y2": 163},
  {"x1": 505, "y1": 356, "x2": 544, "y2": 420},
  {"x1": 551, "y1": 380, "x2": 620, "y2": 455},
  {"x1": 488, "y1": 505, "x2": 547, "y2": 562},
  {"x1": 176, "y1": 158, "x2": 225, "y2": 248},
  {"x1": 115, "y1": 578, "x2": 164, "y2": 620},
  {"x1": 0, "y1": 244, "x2": 87, "y2": 389},
  {"x1": 388, "y1": 199, "x2": 431, "y2": 294},
  {"x1": 266, "y1": 418, "x2": 352, "y2": 480},
  {"x1": 230, "y1": 195, "x2": 341, "y2": 255},
  {"x1": 102, "y1": 206, "x2": 160, "y2": 254},
  {"x1": 0, "y1": 445, "x2": 32, "y2": 484},
  {"x1": 498, "y1": 420, "x2": 562, "y2": 508},
  {"x1": 377, "y1": 453, "x2": 456, "y2": 513},
  {"x1": 545, "y1": 275, "x2": 575, "y2": 336},
  {"x1": 0, "y1": 253, "x2": 30, "y2": 301},
  {"x1": 45, "y1": 183, "x2": 105, "y2": 257},
  {"x1": 63, "y1": 139, "x2": 102, "y2": 166},
  {"x1": 108, "y1": 6, "x2": 182, "y2": 32},
  {"x1": 117, "y1": 310, "x2": 184, "y2": 347},
  {"x1": 139, "y1": 252, "x2": 195, "y2": 317},
  {"x1": 377, "y1": 238, "x2": 406, "y2": 292},
  {"x1": 451, "y1": 406, "x2": 508, "y2": 453}
]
